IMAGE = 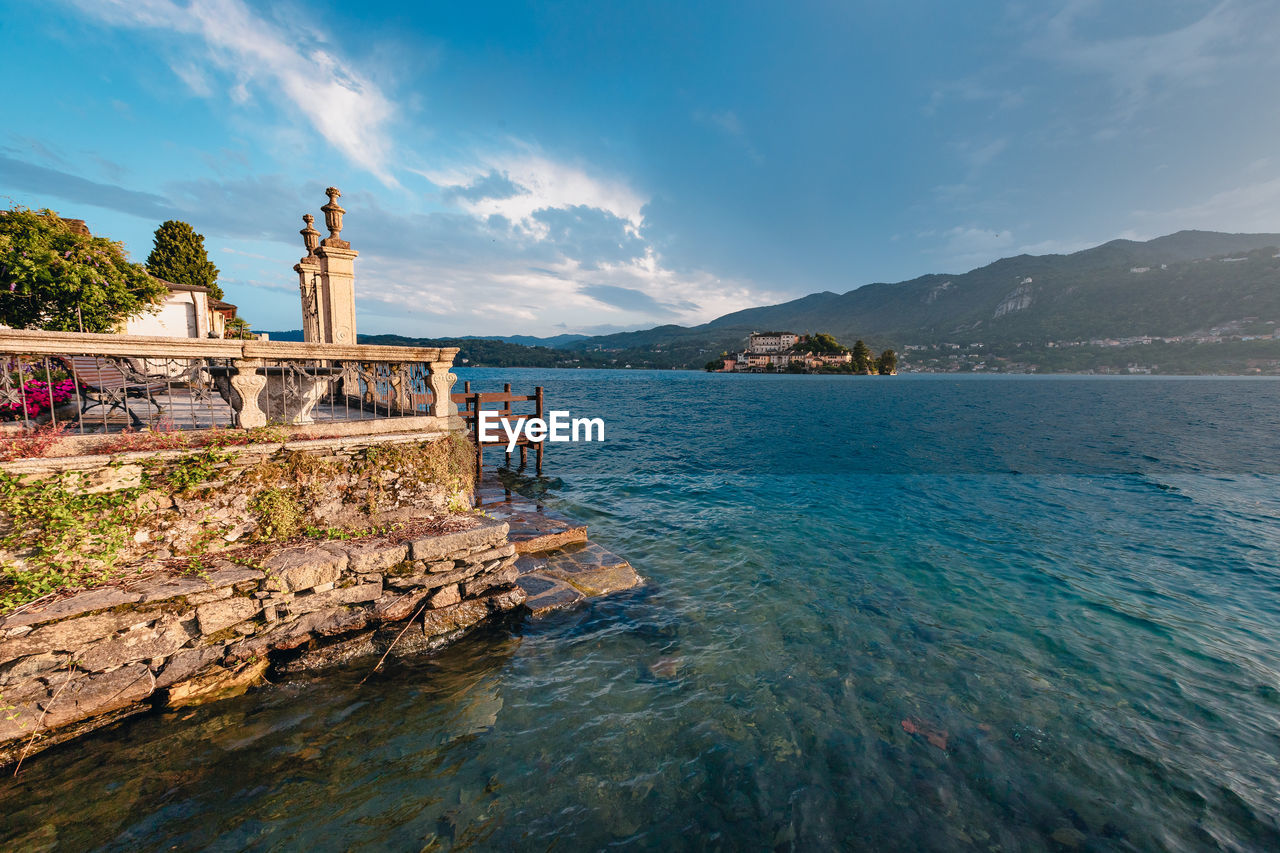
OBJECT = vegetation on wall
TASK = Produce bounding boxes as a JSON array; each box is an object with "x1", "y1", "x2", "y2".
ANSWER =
[
  {"x1": 0, "y1": 468, "x2": 144, "y2": 611},
  {"x1": 0, "y1": 432, "x2": 478, "y2": 614},
  {"x1": 0, "y1": 207, "x2": 167, "y2": 332}
]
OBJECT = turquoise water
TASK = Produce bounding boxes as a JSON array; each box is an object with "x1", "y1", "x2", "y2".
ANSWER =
[{"x1": 5, "y1": 372, "x2": 1280, "y2": 850}]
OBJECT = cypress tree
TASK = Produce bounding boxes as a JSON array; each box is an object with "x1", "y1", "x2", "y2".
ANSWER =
[
  {"x1": 852, "y1": 339, "x2": 873, "y2": 373},
  {"x1": 146, "y1": 220, "x2": 222, "y2": 299}
]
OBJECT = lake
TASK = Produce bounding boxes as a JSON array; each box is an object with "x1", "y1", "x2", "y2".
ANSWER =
[{"x1": 4, "y1": 372, "x2": 1280, "y2": 850}]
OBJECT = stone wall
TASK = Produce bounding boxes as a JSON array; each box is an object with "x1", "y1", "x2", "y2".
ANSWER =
[
  {"x1": 0, "y1": 430, "x2": 475, "y2": 574},
  {"x1": 0, "y1": 516, "x2": 524, "y2": 765}
]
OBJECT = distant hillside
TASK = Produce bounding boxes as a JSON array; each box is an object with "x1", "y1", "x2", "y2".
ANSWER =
[
  {"x1": 267, "y1": 230, "x2": 1280, "y2": 373},
  {"x1": 355, "y1": 335, "x2": 621, "y2": 368},
  {"x1": 562, "y1": 230, "x2": 1280, "y2": 355},
  {"x1": 460, "y1": 333, "x2": 589, "y2": 349}
]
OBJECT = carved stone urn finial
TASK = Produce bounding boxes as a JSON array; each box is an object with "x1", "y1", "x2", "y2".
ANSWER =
[
  {"x1": 300, "y1": 213, "x2": 320, "y2": 256},
  {"x1": 321, "y1": 187, "x2": 345, "y2": 241}
]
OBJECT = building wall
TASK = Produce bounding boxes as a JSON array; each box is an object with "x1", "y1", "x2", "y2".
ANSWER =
[
  {"x1": 747, "y1": 332, "x2": 801, "y2": 353},
  {"x1": 125, "y1": 290, "x2": 213, "y2": 338}
]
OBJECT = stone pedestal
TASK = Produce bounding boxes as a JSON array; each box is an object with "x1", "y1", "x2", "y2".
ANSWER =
[
  {"x1": 315, "y1": 245, "x2": 358, "y2": 345},
  {"x1": 229, "y1": 360, "x2": 268, "y2": 428},
  {"x1": 262, "y1": 373, "x2": 334, "y2": 425}
]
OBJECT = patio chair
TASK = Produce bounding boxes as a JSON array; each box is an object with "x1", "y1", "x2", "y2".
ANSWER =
[{"x1": 60, "y1": 355, "x2": 169, "y2": 428}]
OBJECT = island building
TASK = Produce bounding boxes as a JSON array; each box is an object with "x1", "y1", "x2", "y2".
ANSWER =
[
  {"x1": 124, "y1": 280, "x2": 233, "y2": 339},
  {"x1": 720, "y1": 331, "x2": 860, "y2": 372},
  {"x1": 747, "y1": 331, "x2": 801, "y2": 352}
]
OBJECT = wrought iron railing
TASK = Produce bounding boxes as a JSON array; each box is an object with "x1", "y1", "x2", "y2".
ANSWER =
[{"x1": 0, "y1": 329, "x2": 460, "y2": 436}]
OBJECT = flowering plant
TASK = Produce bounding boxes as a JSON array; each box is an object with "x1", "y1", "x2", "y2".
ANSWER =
[{"x1": 1, "y1": 377, "x2": 77, "y2": 420}]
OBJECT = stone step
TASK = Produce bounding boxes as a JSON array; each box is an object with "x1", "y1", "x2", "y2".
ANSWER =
[
  {"x1": 515, "y1": 573, "x2": 584, "y2": 616},
  {"x1": 515, "y1": 541, "x2": 641, "y2": 615},
  {"x1": 473, "y1": 487, "x2": 588, "y2": 555}
]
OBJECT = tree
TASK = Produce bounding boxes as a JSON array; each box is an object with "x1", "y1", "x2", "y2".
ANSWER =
[
  {"x1": 225, "y1": 317, "x2": 254, "y2": 340},
  {"x1": 851, "y1": 339, "x2": 874, "y2": 373},
  {"x1": 797, "y1": 332, "x2": 846, "y2": 355},
  {"x1": 146, "y1": 220, "x2": 221, "y2": 299},
  {"x1": 877, "y1": 349, "x2": 898, "y2": 374},
  {"x1": 0, "y1": 208, "x2": 167, "y2": 332}
]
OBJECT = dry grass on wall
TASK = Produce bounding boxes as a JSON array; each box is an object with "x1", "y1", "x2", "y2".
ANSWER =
[{"x1": 0, "y1": 432, "x2": 477, "y2": 614}]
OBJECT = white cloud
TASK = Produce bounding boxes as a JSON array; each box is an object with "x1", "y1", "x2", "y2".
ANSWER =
[
  {"x1": 381, "y1": 147, "x2": 777, "y2": 332},
  {"x1": 72, "y1": 0, "x2": 398, "y2": 185},
  {"x1": 1132, "y1": 177, "x2": 1280, "y2": 234},
  {"x1": 418, "y1": 152, "x2": 647, "y2": 236},
  {"x1": 1032, "y1": 0, "x2": 1265, "y2": 116}
]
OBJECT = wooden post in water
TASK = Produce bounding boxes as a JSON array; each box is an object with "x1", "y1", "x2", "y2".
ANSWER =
[
  {"x1": 470, "y1": 391, "x2": 482, "y2": 482},
  {"x1": 534, "y1": 386, "x2": 544, "y2": 476},
  {"x1": 503, "y1": 383, "x2": 513, "y2": 469}
]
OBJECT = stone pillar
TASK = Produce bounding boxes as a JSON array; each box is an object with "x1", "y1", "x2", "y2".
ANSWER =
[
  {"x1": 316, "y1": 245, "x2": 358, "y2": 345},
  {"x1": 229, "y1": 360, "x2": 268, "y2": 428},
  {"x1": 428, "y1": 360, "x2": 461, "y2": 425},
  {"x1": 296, "y1": 214, "x2": 323, "y2": 343},
  {"x1": 295, "y1": 189, "x2": 358, "y2": 345},
  {"x1": 316, "y1": 187, "x2": 358, "y2": 345}
]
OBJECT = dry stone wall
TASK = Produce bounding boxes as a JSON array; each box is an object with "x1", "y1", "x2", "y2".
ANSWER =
[
  {"x1": 0, "y1": 431, "x2": 474, "y2": 574},
  {"x1": 0, "y1": 516, "x2": 523, "y2": 765}
]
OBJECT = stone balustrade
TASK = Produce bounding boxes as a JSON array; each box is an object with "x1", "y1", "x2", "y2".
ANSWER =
[{"x1": 0, "y1": 329, "x2": 462, "y2": 435}]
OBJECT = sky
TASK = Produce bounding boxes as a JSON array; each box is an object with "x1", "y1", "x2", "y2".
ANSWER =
[{"x1": 3, "y1": 0, "x2": 1280, "y2": 338}]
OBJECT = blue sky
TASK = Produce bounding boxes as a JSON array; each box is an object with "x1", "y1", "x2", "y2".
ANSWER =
[{"x1": 3, "y1": 0, "x2": 1280, "y2": 337}]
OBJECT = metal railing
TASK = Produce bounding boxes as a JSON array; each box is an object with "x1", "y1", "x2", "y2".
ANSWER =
[{"x1": 0, "y1": 329, "x2": 460, "y2": 436}]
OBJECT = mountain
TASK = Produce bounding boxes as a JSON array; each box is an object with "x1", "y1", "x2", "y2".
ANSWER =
[
  {"x1": 265, "y1": 230, "x2": 1280, "y2": 373},
  {"x1": 562, "y1": 230, "x2": 1280, "y2": 353},
  {"x1": 459, "y1": 333, "x2": 588, "y2": 349}
]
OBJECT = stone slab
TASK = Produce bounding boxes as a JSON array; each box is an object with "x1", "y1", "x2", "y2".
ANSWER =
[
  {"x1": 0, "y1": 588, "x2": 144, "y2": 632},
  {"x1": 0, "y1": 651, "x2": 64, "y2": 691},
  {"x1": 516, "y1": 573, "x2": 584, "y2": 615},
  {"x1": 42, "y1": 664, "x2": 154, "y2": 732},
  {"x1": 286, "y1": 581, "x2": 383, "y2": 616},
  {"x1": 165, "y1": 658, "x2": 268, "y2": 708},
  {"x1": 343, "y1": 541, "x2": 409, "y2": 573},
  {"x1": 195, "y1": 597, "x2": 260, "y2": 635},
  {"x1": 537, "y1": 542, "x2": 642, "y2": 597},
  {"x1": 155, "y1": 644, "x2": 228, "y2": 688},
  {"x1": 409, "y1": 517, "x2": 506, "y2": 562},
  {"x1": 129, "y1": 576, "x2": 216, "y2": 604},
  {"x1": 77, "y1": 614, "x2": 197, "y2": 673},
  {"x1": 263, "y1": 546, "x2": 347, "y2": 592},
  {"x1": 1, "y1": 610, "x2": 155, "y2": 665},
  {"x1": 464, "y1": 563, "x2": 519, "y2": 598},
  {"x1": 385, "y1": 561, "x2": 485, "y2": 592}
]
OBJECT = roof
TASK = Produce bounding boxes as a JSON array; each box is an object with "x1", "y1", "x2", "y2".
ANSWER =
[
  {"x1": 150, "y1": 274, "x2": 211, "y2": 294},
  {"x1": 209, "y1": 299, "x2": 238, "y2": 311}
]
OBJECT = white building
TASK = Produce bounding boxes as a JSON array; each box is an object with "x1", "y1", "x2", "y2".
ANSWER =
[
  {"x1": 124, "y1": 279, "x2": 233, "y2": 338},
  {"x1": 748, "y1": 331, "x2": 801, "y2": 353}
]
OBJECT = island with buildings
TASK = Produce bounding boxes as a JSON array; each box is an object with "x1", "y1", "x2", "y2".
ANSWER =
[{"x1": 710, "y1": 331, "x2": 897, "y2": 374}]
